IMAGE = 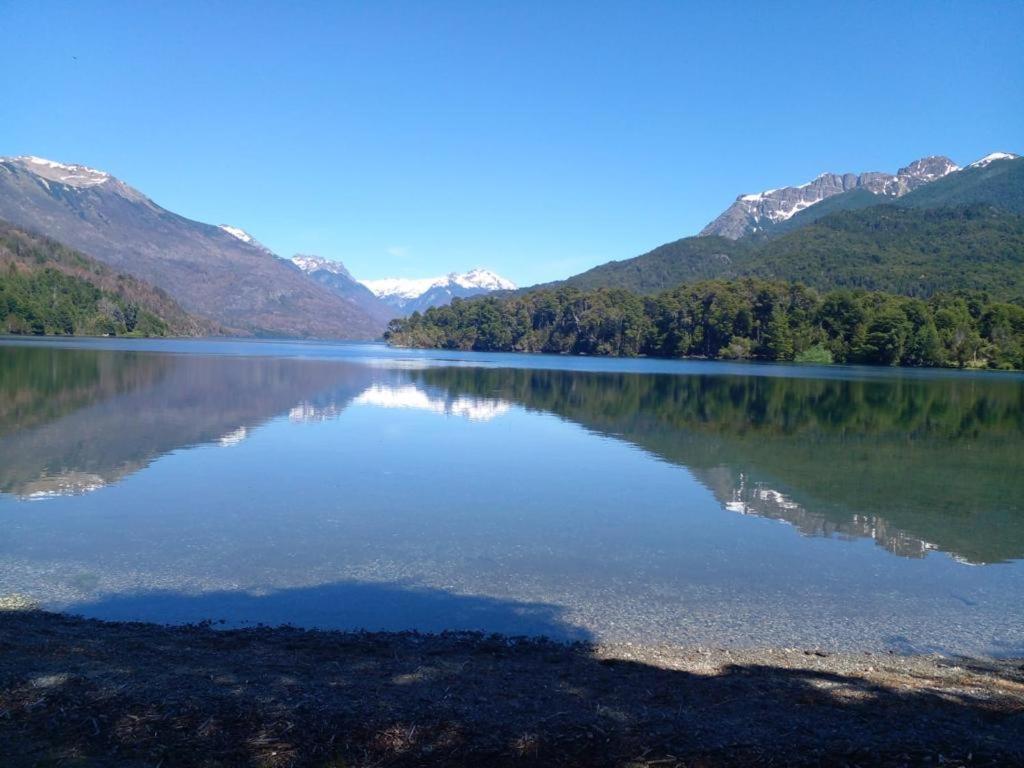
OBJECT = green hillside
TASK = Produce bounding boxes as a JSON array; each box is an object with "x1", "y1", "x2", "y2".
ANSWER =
[
  {"x1": 0, "y1": 220, "x2": 210, "y2": 337},
  {"x1": 548, "y1": 204, "x2": 1024, "y2": 303},
  {"x1": 899, "y1": 156, "x2": 1024, "y2": 212},
  {"x1": 746, "y1": 204, "x2": 1024, "y2": 300},
  {"x1": 536, "y1": 235, "x2": 748, "y2": 294},
  {"x1": 544, "y1": 157, "x2": 1024, "y2": 300}
]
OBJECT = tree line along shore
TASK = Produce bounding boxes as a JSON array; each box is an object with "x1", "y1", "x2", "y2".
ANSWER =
[{"x1": 386, "y1": 278, "x2": 1024, "y2": 370}]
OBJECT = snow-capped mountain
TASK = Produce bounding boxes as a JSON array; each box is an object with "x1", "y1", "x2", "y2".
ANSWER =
[
  {"x1": 361, "y1": 269, "x2": 516, "y2": 315},
  {"x1": 292, "y1": 254, "x2": 355, "y2": 279},
  {"x1": 290, "y1": 255, "x2": 394, "y2": 325},
  {"x1": 0, "y1": 155, "x2": 385, "y2": 338},
  {"x1": 700, "y1": 155, "x2": 960, "y2": 239}
]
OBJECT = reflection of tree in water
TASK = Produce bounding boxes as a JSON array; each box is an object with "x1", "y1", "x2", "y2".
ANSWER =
[
  {"x1": 3, "y1": 342, "x2": 1022, "y2": 564},
  {"x1": 0, "y1": 346, "x2": 381, "y2": 498},
  {"x1": 413, "y1": 366, "x2": 1024, "y2": 564}
]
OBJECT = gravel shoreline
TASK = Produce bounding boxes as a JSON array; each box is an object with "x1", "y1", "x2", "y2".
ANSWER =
[{"x1": 1, "y1": 608, "x2": 1022, "y2": 767}]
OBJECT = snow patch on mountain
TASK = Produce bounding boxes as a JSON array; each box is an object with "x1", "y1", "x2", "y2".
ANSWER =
[
  {"x1": 17, "y1": 156, "x2": 110, "y2": 187},
  {"x1": 219, "y1": 224, "x2": 274, "y2": 255},
  {"x1": 968, "y1": 151, "x2": 1020, "y2": 168},
  {"x1": 219, "y1": 225, "x2": 255, "y2": 244},
  {"x1": 291, "y1": 254, "x2": 354, "y2": 279},
  {"x1": 0, "y1": 155, "x2": 151, "y2": 204},
  {"x1": 700, "y1": 155, "x2": 961, "y2": 239}
]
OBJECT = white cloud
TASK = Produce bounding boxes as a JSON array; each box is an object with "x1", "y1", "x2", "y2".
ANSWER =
[{"x1": 386, "y1": 245, "x2": 410, "y2": 258}]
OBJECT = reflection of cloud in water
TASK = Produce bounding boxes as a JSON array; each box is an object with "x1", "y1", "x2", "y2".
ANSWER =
[{"x1": 352, "y1": 384, "x2": 511, "y2": 422}]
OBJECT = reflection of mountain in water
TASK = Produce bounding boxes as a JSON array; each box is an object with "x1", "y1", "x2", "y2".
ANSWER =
[
  {"x1": 0, "y1": 346, "x2": 379, "y2": 499},
  {"x1": 413, "y1": 367, "x2": 1024, "y2": 564},
  {"x1": 711, "y1": 469, "x2": 939, "y2": 560},
  {"x1": 4, "y1": 343, "x2": 1022, "y2": 564}
]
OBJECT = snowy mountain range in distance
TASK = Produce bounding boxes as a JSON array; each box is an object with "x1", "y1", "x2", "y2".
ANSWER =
[{"x1": 288, "y1": 254, "x2": 516, "y2": 315}]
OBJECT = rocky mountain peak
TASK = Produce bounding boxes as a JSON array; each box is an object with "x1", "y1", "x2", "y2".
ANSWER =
[
  {"x1": 0, "y1": 155, "x2": 151, "y2": 204},
  {"x1": 291, "y1": 254, "x2": 355, "y2": 280},
  {"x1": 9, "y1": 155, "x2": 110, "y2": 187},
  {"x1": 700, "y1": 155, "x2": 960, "y2": 239},
  {"x1": 898, "y1": 155, "x2": 960, "y2": 183}
]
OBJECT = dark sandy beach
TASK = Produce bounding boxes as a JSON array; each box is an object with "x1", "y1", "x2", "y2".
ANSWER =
[{"x1": 1, "y1": 608, "x2": 1022, "y2": 767}]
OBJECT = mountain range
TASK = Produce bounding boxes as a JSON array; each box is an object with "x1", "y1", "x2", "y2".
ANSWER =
[
  {"x1": 1, "y1": 149, "x2": 1020, "y2": 340},
  {"x1": 0, "y1": 155, "x2": 516, "y2": 337},
  {"x1": 288, "y1": 257, "x2": 515, "y2": 318},
  {"x1": 701, "y1": 155, "x2": 964, "y2": 239},
  {"x1": 360, "y1": 269, "x2": 516, "y2": 315},
  {"x1": 546, "y1": 151, "x2": 1023, "y2": 298},
  {"x1": 0, "y1": 156, "x2": 388, "y2": 338}
]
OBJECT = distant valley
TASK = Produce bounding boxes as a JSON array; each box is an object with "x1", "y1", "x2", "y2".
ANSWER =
[{"x1": 0, "y1": 155, "x2": 515, "y2": 339}]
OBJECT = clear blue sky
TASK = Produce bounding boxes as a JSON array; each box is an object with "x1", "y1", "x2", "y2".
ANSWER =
[{"x1": 1, "y1": 1, "x2": 1021, "y2": 286}]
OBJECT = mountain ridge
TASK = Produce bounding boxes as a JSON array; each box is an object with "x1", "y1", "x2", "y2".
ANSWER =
[
  {"x1": 360, "y1": 269, "x2": 516, "y2": 315},
  {"x1": 0, "y1": 155, "x2": 385, "y2": 338},
  {"x1": 700, "y1": 155, "x2": 961, "y2": 239}
]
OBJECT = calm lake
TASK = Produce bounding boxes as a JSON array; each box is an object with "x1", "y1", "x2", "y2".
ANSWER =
[{"x1": 1, "y1": 337, "x2": 1023, "y2": 656}]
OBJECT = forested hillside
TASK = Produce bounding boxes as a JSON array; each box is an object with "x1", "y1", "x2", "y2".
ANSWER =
[
  {"x1": 760, "y1": 156, "x2": 1024, "y2": 237},
  {"x1": 548, "y1": 205, "x2": 1024, "y2": 302},
  {"x1": 386, "y1": 278, "x2": 1024, "y2": 370},
  {"x1": 0, "y1": 221, "x2": 209, "y2": 337},
  {"x1": 541, "y1": 236, "x2": 749, "y2": 294},
  {"x1": 898, "y1": 156, "x2": 1024, "y2": 212},
  {"x1": 746, "y1": 205, "x2": 1024, "y2": 299}
]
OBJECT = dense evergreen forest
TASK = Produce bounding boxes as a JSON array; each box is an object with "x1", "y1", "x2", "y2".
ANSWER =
[
  {"x1": 385, "y1": 278, "x2": 1024, "y2": 370},
  {"x1": 0, "y1": 220, "x2": 206, "y2": 337},
  {"x1": 546, "y1": 205, "x2": 1024, "y2": 300}
]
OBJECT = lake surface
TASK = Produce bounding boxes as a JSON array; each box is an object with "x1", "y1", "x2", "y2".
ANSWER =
[{"x1": 2, "y1": 337, "x2": 1023, "y2": 656}]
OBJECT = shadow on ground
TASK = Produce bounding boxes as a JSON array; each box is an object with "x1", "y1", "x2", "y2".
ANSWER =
[
  {"x1": 59, "y1": 579, "x2": 591, "y2": 641},
  {"x1": 1, "y1": 582, "x2": 1022, "y2": 767}
]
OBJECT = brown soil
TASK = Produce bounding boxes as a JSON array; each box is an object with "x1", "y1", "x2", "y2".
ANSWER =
[{"x1": 1, "y1": 609, "x2": 1022, "y2": 767}]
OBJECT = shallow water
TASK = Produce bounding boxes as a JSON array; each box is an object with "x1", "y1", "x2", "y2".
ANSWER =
[{"x1": 1, "y1": 337, "x2": 1022, "y2": 655}]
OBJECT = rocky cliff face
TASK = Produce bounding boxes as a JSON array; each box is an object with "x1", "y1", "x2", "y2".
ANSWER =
[
  {"x1": 700, "y1": 155, "x2": 960, "y2": 239},
  {"x1": 0, "y1": 156, "x2": 386, "y2": 338}
]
